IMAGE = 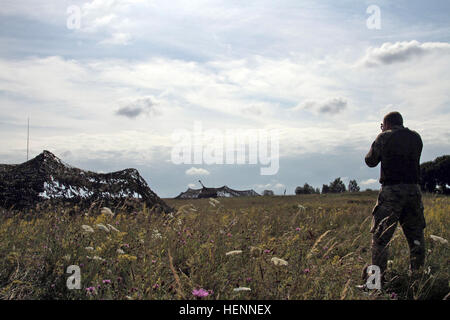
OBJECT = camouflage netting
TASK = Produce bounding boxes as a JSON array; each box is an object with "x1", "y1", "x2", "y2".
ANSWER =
[{"x1": 0, "y1": 150, "x2": 172, "y2": 213}]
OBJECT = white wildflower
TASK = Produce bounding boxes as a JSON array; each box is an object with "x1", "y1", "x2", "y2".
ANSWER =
[
  {"x1": 152, "y1": 229, "x2": 162, "y2": 239},
  {"x1": 233, "y1": 287, "x2": 251, "y2": 292},
  {"x1": 117, "y1": 248, "x2": 125, "y2": 254},
  {"x1": 86, "y1": 255, "x2": 105, "y2": 262},
  {"x1": 209, "y1": 198, "x2": 220, "y2": 207},
  {"x1": 210, "y1": 198, "x2": 220, "y2": 204},
  {"x1": 82, "y1": 225, "x2": 94, "y2": 233},
  {"x1": 96, "y1": 223, "x2": 110, "y2": 233},
  {"x1": 93, "y1": 256, "x2": 105, "y2": 261},
  {"x1": 226, "y1": 250, "x2": 243, "y2": 256},
  {"x1": 107, "y1": 224, "x2": 120, "y2": 232},
  {"x1": 101, "y1": 207, "x2": 114, "y2": 217},
  {"x1": 271, "y1": 257, "x2": 288, "y2": 266},
  {"x1": 85, "y1": 247, "x2": 94, "y2": 251},
  {"x1": 430, "y1": 235, "x2": 448, "y2": 244}
]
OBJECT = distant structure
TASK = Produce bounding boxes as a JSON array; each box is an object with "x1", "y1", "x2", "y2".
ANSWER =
[
  {"x1": 176, "y1": 181, "x2": 260, "y2": 199},
  {"x1": 0, "y1": 150, "x2": 171, "y2": 212},
  {"x1": 263, "y1": 190, "x2": 274, "y2": 196}
]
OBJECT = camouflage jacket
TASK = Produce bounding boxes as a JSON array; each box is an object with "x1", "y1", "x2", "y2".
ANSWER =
[{"x1": 365, "y1": 125, "x2": 423, "y2": 186}]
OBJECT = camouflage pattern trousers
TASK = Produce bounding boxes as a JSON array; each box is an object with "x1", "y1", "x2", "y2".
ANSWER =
[{"x1": 370, "y1": 184, "x2": 426, "y2": 274}]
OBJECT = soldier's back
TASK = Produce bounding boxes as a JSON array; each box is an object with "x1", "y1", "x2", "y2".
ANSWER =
[{"x1": 380, "y1": 126, "x2": 422, "y2": 186}]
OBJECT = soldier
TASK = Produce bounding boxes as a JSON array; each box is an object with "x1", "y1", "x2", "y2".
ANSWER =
[{"x1": 364, "y1": 111, "x2": 426, "y2": 283}]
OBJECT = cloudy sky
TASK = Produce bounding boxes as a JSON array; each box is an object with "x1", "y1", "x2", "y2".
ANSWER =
[{"x1": 1, "y1": 0, "x2": 449, "y2": 197}]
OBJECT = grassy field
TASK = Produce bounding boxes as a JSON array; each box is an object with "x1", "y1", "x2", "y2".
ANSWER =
[{"x1": 0, "y1": 191, "x2": 448, "y2": 300}]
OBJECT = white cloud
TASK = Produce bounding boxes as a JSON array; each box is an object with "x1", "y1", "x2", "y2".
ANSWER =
[
  {"x1": 254, "y1": 182, "x2": 285, "y2": 190},
  {"x1": 361, "y1": 178, "x2": 378, "y2": 186},
  {"x1": 1, "y1": 50, "x2": 449, "y2": 165},
  {"x1": 116, "y1": 96, "x2": 161, "y2": 118},
  {"x1": 185, "y1": 167, "x2": 210, "y2": 176},
  {"x1": 99, "y1": 32, "x2": 132, "y2": 45},
  {"x1": 0, "y1": 0, "x2": 374, "y2": 55},
  {"x1": 292, "y1": 97, "x2": 348, "y2": 115},
  {"x1": 255, "y1": 183, "x2": 272, "y2": 189},
  {"x1": 359, "y1": 41, "x2": 450, "y2": 67}
]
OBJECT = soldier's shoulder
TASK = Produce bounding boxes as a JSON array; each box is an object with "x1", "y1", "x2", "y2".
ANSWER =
[
  {"x1": 375, "y1": 131, "x2": 391, "y2": 142},
  {"x1": 404, "y1": 127, "x2": 423, "y2": 140}
]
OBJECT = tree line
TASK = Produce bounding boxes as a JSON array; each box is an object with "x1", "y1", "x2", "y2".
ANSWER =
[
  {"x1": 295, "y1": 178, "x2": 360, "y2": 195},
  {"x1": 294, "y1": 155, "x2": 449, "y2": 195},
  {"x1": 420, "y1": 155, "x2": 450, "y2": 194}
]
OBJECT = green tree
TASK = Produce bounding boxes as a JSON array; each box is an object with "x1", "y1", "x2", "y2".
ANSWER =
[
  {"x1": 295, "y1": 183, "x2": 316, "y2": 195},
  {"x1": 295, "y1": 186, "x2": 304, "y2": 195},
  {"x1": 420, "y1": 155, "x2": 450, "y2": 194},
  {"x1": 329, "y1": 177, "x2": 346, "y2": 193},
  {"x1": 348, "y1": 179, "x2": 360, "y2": 192}
]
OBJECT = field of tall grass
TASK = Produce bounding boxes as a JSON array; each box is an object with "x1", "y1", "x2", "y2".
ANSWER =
[{"x1": 0, "y1": 191, "x2": 448, "y2": 300}]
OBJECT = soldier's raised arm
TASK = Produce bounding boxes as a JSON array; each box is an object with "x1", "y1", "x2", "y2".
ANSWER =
[{"x1": 365, "y1": 133, "x2": 383, "y2": 167}]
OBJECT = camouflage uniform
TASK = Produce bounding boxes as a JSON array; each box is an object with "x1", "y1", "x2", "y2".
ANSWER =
[{"x1": 365, "y1": 125, "x2": 425, "y2": 274}]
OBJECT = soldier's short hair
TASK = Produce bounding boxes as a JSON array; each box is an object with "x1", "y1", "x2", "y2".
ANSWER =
[{"x1": 384, "y1": 111, "x2": 403, "y2": 126}]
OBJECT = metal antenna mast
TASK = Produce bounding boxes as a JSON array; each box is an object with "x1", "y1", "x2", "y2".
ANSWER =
[{"x1": 27, "y1": 117, "x2": 29, "y2": 161}]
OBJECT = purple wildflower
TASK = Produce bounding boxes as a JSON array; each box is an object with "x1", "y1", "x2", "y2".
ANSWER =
[
  {"x1": 192, "y1": 288, "x2": 210, "y2": 298},
  {"x1": 86, "y1": 287, "x2": 96, "y2": 294}
]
